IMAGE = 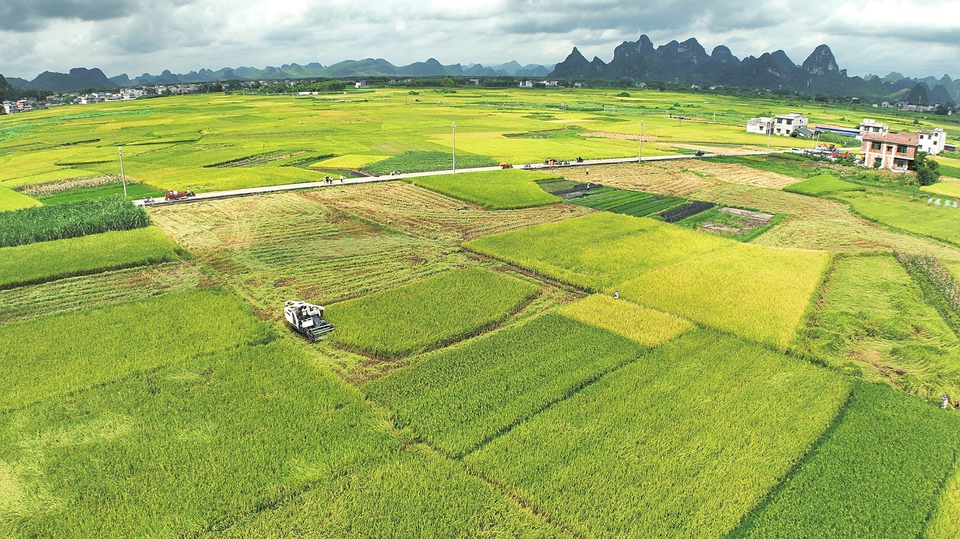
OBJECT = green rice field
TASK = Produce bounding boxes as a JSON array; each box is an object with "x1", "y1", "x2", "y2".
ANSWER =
[
  {"x1": 326, "y1": 267, "x2": 539, "y2": 358},
  {"x1": 408, "y1": 169, "x2": 562, "y2": 209},
  {"x1": 468, "y1": 212, "x2": 830, "y2": 349},
  {"x1": 568, "y1": 186, "x2": 686, "y2": 217},
  {"x1": 0, "y1": 226, "x2": 180, "y2": 289},
  {"x1": 0, "y1": 186, "x2": 41, "y2": 212},
  {"x1": 783, "y1": 174, "x2": 864, "y2": 196},
  {"x1": 0, "y1": 289, "x2": 268, "y2": 410},
  {"x1": 922, "y1": 181, "x2": 960, "y2": 198},
  {"x1": 363, "y1": 313, "x2": 643, "y2": 457},
  {"x1": 733, "y1": 382, "x2": 960, "y2": 539},
  {"x1": 794, "y1": 255, "x2": 960, "y2": 402},
  {"x1": 3, "y1": 86, "x2": 960, "y2": 537},
  {"x1": 466, "y1": 330, "x2": 850, "y2": 538},
  {"x1": 835, "y1": 190, "x2": 960, "y2": 245}
]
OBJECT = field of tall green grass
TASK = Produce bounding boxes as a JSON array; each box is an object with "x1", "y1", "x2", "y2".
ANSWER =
[
  {"x1": 466, "y1": 330, "x2": 850, "y2": 538},
  {"x1": 0, "y1": 226, "x2": 180, "y2": 289},
  {"x1": 326, "y1": 267, "x2": 539, "y2": 358}
]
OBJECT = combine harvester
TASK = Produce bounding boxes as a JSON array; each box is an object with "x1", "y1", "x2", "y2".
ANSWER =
[{"x1": 283, "y1": 300, "x2": 335, "y2": 342}]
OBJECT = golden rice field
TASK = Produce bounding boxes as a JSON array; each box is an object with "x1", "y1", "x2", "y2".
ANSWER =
[
  {"x1": 4, "y1": 88, "x2": 960, "y2": 538},
  {"x1": 468, "y1": 212, "x2": 828, "y2": 349},
  {"x1": 558, "y1": 294, "x2": 693, "y2": 347}
]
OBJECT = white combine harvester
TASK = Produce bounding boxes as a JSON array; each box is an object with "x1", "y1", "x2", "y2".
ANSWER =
[{"x1": 283, "y1": 300, "x2": 335, "y2": 342}]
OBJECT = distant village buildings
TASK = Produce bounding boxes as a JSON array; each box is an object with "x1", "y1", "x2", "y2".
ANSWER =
[
  {"x1": 918, "y1": 128, "x2": 947, "y2": 155},
  {"x1": 745, "y1": 113, "x2": 808, "y2": 136},
  {"x1": 859, "y1": 119, "x2": 889, "y2": 139},
  {"x1": 746, "y1": 117, "x2": 773, "y2": 135},
  {"x1": 773, "y1": 113, "x2": 808, "y2": 136}
]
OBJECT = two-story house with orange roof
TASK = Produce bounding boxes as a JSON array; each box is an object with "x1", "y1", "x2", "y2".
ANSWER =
[{"x1": 861, "y1": 132, "x2": 919, "y2": 172}]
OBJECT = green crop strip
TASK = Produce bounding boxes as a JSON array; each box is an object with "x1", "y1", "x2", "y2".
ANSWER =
[
  {"x1": 326, "y1": 267, "x2": 539, "y2": 359},
  {"x1": 0, "y1": 196, "x2": 149, "y2": 247},
  {"x1": 408, "y1": 169, "x2": 562, "y2": 210},
  {"x1": 732, "y1": 382, "x2": 960, "y2": 539},
  {"x1": 0, "y1": 289, "x2": 270, "y2": 410},
  {"x1": 0, "y1": 227, "x2": 180, "y2": 290},
  {"x1": 363, "y1": 313, "x2": 644, "y2": 458},
  {"x1": 465, "y1": 329, "x2": 850, "y2": 538}
]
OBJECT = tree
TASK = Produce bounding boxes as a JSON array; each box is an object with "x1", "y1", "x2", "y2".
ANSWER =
[
  {"x1": 915, "y1": 152, "x2": 941, "y2": 186},
  {"x1": 442, "y1": 78, "x2": 456, "y2": 89}
]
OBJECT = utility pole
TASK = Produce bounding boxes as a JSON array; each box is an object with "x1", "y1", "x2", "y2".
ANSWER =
[
  {"x1": 452, "y1": 121, "x2": 456, "y2": 173},
  {"x1": 639, "y1": 120, "x2": 644, "y2": 165},
  {"x1": 767, "y1": 126, "x2": 772, "y2": 152},
  {"x1": 118, "y1": 146, "x2": 127, "y2": 198}
]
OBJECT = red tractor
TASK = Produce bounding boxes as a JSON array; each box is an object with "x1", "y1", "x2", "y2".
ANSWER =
[
  {"x1": 164, "y1": 189, "x2": 195, "y2": 201},
  {"x1": 500, "y1": 163, "x2": 514, "y2": 169}
]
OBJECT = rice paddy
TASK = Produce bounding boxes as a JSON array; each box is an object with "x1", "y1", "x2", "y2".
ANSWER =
[
  {"x1": 326, "y1": 267, "x2": 539, "y2": 358},
  {"x1": 0, "y1": 226, "x2": 180, "y2": 290},
  {"x1": 465, "y1": 330, "x2": 850, "y2": 538},
  {"x1": 3, "y1": 87, "x2": 960, "y2": 537},
  {"x1": 408, "y1": 169, "x2": 562, "y2": 210},
  {"x1": 468, "y1": 212, "x2": 830, "y2": 349},
  {"x1": 783, "y1": 174, "x2": 864, "y2": 196},
  {"x1": 363, "y1": 313, "x2": 644, "y2": 457},
  {"x1": 732, "y1": 382, "x2": 960, "y2": 539},
  {"x1": 793, "y1": 255, "x2": 960, "y2": 402}
]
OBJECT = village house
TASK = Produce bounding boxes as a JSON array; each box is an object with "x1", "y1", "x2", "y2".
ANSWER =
[
  {"x1": 746, "y1": 117, "x2": 773, "y2": 134},
  {"x1": 861, "y1": 131, "x2": 919, "y2": 172},
  {"x1": 917, "y1": 128, "x2": 947, "y2": 155},
  {"x1": 773, "y1": 113, "x2": 808, "y2": 136},
  {"x1": 858, "y1": 119, "x2": 889, "y2": 140},
  {"x1": 2, "y1": 101, "x2": 16, "y2": 114}
]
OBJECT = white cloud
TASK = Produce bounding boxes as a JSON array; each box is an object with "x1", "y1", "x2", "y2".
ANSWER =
[{"x1": 0, "y1": 0, "x2": 957, "y2": 80}]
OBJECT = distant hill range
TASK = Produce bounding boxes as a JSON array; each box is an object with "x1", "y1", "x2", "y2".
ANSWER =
[
  {"x1": 550, "y1": 36, "x2": 957, "y2": 105},
  {"x1": 103, "y1": 60, "x2": 552, "y2": 88},
  {"x1": 1, "y1": 36, "x2": 957, "y2": 106},
  {"x1": 1, "y1": 60, "x2": 549, "y2": 93}
]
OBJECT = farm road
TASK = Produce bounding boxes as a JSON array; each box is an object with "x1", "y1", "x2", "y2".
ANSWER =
[{"x1": 135, "y1": 150, "x2": 777, "y2": 207}]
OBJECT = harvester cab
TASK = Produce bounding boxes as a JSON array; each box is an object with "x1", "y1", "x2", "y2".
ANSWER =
[{"x1": 283, "y1": 300, "x2": 335, "y2": 342}]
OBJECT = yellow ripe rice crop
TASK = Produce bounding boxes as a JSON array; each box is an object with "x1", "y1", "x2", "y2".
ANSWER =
[
  {"x1": 0, "y1": 186, "x2": 41, "y2": 212},
  {"x1": 621, "y1": 243, "x2": 831, "y2": 350},
  {"x1": 559, "y1": 294, "x2": 692, "y2": 347}
]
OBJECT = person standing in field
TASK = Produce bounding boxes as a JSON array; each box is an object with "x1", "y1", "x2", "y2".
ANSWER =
[
  {"x1": 943, "y1": 395, "x2": 950, "y2": 409},
  {"x1": 614, "y1": 289, "x2": 619, "y2": 300},
  {"x1": 340, "y1": 174, "x2": 344, "y2": 182}
]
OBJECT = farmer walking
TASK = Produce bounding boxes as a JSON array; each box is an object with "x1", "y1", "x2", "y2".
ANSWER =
[{"x1": 943, "y1": 395, "x2": 950, "y2": 409}]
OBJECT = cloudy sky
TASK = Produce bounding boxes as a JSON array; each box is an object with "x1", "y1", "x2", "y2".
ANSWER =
[{"x1": 1, "y1": 0, "x2": 958, "y2": 80}]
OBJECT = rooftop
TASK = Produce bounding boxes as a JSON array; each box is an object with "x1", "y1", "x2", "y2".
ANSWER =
[{"x1": 861, "y1": 132, "x2": 919, "y2": 145}]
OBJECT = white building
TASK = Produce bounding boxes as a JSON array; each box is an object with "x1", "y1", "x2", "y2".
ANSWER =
[
  {"x1": 858, "y1": 119, "x2": 889, "y2": 140},
  {"x1": 1, "y1": 101, "x2": 15, "y2": 114},
  {"x1": 520, "y1": 81, "x2": 534, "y2": 88},
  {"x1": 917, "y1": 128, "x2": 947, "y2": 155},
  {"x1": 746, "y1": 117, "x2": 774, "y2": 135},
  {"x1": 773, "y1": 113, "x2": 808, "y2": 136}
]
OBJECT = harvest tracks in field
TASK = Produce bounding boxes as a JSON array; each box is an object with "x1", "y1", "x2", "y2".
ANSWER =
[{"x1": 149, "y1": 186, "x2": 590, "y2": 317}]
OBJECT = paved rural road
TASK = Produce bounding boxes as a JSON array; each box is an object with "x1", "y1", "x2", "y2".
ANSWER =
[{"x1": 135, "y1": 150, "x2": 778, "y2": 207}]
